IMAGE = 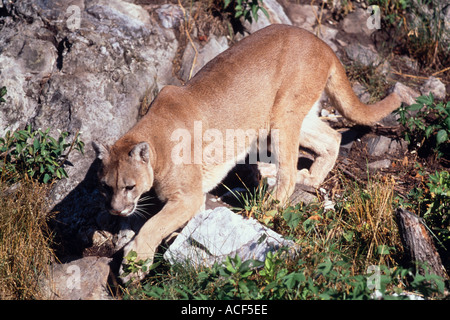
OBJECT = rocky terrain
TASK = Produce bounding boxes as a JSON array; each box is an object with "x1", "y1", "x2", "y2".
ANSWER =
[{"x1": 0, "y1": 0, "x2": 448, "y2": 299}]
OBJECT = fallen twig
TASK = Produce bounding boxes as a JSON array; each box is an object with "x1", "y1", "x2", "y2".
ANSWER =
[
  {"x1": 391, "y1": 69, "x2": 433, "y2": 80},
  {"x1": 432, "y1": 66, "x2": 450, "y2": 76}
]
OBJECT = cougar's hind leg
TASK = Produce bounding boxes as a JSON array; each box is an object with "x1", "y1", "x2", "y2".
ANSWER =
[
  {"x1": 269, "y1": 101, "x2": 305, "y2": 205},
  {"x1": 297, "y1": 116, "x2": 341, "y2": 188}
]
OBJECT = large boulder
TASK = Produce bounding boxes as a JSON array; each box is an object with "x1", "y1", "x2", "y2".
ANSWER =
[{"x1": 0, "y1": 0, "x2": 178, "y2": 255}]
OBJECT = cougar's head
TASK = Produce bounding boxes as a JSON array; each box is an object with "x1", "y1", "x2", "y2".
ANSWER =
[{"x1": 93, "y1": 141, "x2": 154, "y2": 217}]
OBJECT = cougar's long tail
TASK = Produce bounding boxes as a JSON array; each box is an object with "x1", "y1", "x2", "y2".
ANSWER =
[{"x1": 325, "y1": 56, "x2": 401, "y2": 126}]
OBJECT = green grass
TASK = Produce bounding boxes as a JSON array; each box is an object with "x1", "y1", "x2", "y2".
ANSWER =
[{"x1": 121, "y1": 174, "x2": 447, "y2": 300}]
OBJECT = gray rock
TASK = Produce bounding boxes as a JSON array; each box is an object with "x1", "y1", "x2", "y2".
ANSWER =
[
  {"x1": 443, "y1": 5, "x2": 450, "y2": 43},
  {"x1": 420, "y1": 76, "x2": 446, "y2": 100},
  {"x1": 367, "y1": 136, "x2": 392, "y2": 157},
  {"x1": 345, "y1": 43, "x2": 381, "y2": 66},
  {"x1": 393, "y1": 82, "x2": 421, "y2": 105},
  {"x1": 39, "y1": 256, "x2": 112, "y2": 300},
  {"x1": 156, "y1": 4, "x2": 184, "y2": 29},
  {"x1": 181, "y1": 35, "x2": 229, "y2": 82},
  {"x1": 368, "y1": 159, "x2": 391, "y2": 170},
  {"x1": 164, "y1": 207, "x2": 298, "y2": 268},
  {"x1": 243, "y1": 0, "x2": 292, "y2": 34},
  {"x1": 0, "y1": 0, "x2": 178, "y2": 253},
  {"x1": 375, "y1": 60, "x2": 392, "y2": 76},
  {"x1": 315, "y1": 25, "x2": 338, "y2": 52},
  {"x1": 388, "y1": 139, "x2": 407, "y2": 155},
  {"x1": 289, "y1": 184, "x2": 317, "y2": 205},
  {"x1": 283, "y1": 4, "x2": 318, "y2": 32},
  {"x1": 352, "y1": 82, "x2": 370, "y2": 104},
  {"x1": 342, "y1": 8, "x2": 376, "y2": 36},
  {"x1": 400, "y1": 55, "x2": 419, "y2": 72}
]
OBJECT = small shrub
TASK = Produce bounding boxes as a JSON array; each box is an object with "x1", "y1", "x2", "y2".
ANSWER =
[
  {"x1": 0, "y1": 125, "x2": 84, "y2": 184},
  {"x1": 223, "y1": 0, "x2": 269, "y2": 23},
  {"x1": 395, "y1": 93, "x2": 449, "y2": 160},
  {"x1": 405, "y1": 167, "x2": 450, "y2": 249}
]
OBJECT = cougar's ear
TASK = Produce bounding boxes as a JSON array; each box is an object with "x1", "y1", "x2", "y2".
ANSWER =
[
  {"x1": 92, "y1": 141, "x2": 110, "y2": 160},
  {"x1": 129, "y1": 142, "x2": 150, "y2": 163}
]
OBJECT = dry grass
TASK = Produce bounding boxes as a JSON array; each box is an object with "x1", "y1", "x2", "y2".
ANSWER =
[
  {"x1": 0, "y1": 176, "x2": 55, "y2": 299},
  {"x1": 339, "y1": 174, "x2": 402, "y2": 268},
  {"x1": 229, "y1": 171, "x2": 403, "y2": 276}
]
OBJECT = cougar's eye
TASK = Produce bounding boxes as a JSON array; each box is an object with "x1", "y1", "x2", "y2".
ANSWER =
[
  {"x1": 100, "y1": 182, "x2": 113, "y2": 195},
  {"x1": 125, "y1": 185, "x2": 135, "y2": 191}
]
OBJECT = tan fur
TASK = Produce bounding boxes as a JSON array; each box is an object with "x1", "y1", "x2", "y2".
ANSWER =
[{"x1": 93, "y1": 25, "x2": 401, "y2": 280}]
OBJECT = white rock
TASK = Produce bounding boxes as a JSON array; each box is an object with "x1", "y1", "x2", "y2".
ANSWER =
[
  {"x1": 284, "y1": 4, "x2": 318, "y2": 32},
  {"x1": 420, "y1": 76, "x2": 446, "y2": 100},
  {"x1": 164, "y1": 207, "x2": 298, "y2": 268},
  {"x1": 393, "y1": 82, "x2": 421, "y2": 105}
]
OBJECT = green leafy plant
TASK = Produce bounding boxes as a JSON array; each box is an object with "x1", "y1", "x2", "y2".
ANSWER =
[
  {"x1": 0, "y1": 86, "x2": 6, "y2": 103},
  {"x1": 395, "y1": 93, "x2": 449, "y2": 159},
  {"x1": 127, "y1": 251, "x2": 445, "y2": 300},
  {"x1": 406, "y1": 168, "x2": 450, "y2": 248},
  {"x1": 223, "y1": 0, "x2": 269, "y2": 23},
  {"x1": 216, "y1": 254, "x2": 262, "y2": 299},
  {"x1": 0, "y1": 125, "x2": 84, "y2": 184},
  {"x1": 121, "y1": 250, "x2": 160, "y2": 285}
]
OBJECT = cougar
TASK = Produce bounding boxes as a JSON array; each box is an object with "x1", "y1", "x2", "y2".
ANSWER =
[{"x1": 93, "y1": 24, "x2": 401, "y2": 280}]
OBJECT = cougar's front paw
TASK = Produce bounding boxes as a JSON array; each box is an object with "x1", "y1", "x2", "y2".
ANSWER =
[
  {"x1": 296, "y1": 169, "x2": 313, "y2": 185},
  {"x1": 119, "y1": 239, "x2": 155, "y2": 284},
  {"x1": 296, "y1": 169, "x2": 320, "y2": 188}
]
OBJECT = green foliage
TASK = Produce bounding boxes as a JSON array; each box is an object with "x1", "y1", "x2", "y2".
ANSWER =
[
  {"x1": 124, "y1": 247, "x2": 445, "y2": 300},
  {"x1": 119, "y1": 167, "x2": 447, "y2": 300},
  {"x1": 123, "y1": 175, "x2": 446, "y2": 300},
  {"x1": 0, "y1": 86, "x2": 6, "y2": 103},
  {"x1": 404, "y1": 168, "x2": 450, "y2": 248},
  {"x1": 282, "y1": 204, "x2": 304, "y2": 232},
  {"x1": 223, "y1": 0, "x2": 269, "y2": 23},
  {"x1": 0, "y1": 125, "x2": 84, "y2": 184},
  {"x1": 121, "y1": 251, "x2": 160, "y2": 285},
  {"x1": 395, "y1": 93, "x2": 449, "y2": 159},
  {"x1": 369, "y1": 0, "x2": 449, "y2": 68}
]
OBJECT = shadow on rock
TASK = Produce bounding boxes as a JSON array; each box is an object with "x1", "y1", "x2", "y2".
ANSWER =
[{"x1": 49, "y1": 158, "x2": 164, "y2": 264}]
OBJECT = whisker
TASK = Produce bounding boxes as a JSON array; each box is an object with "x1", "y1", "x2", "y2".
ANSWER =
[
  {"x1": 136, "y1": 203, "x2": 154, "y2": 207},
  {"x1": 133, "y1": 208, "x2": 148, "y2": 219},
  {"x1": 138, "y1": 196, "x2": 154, "y2": 202}
]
